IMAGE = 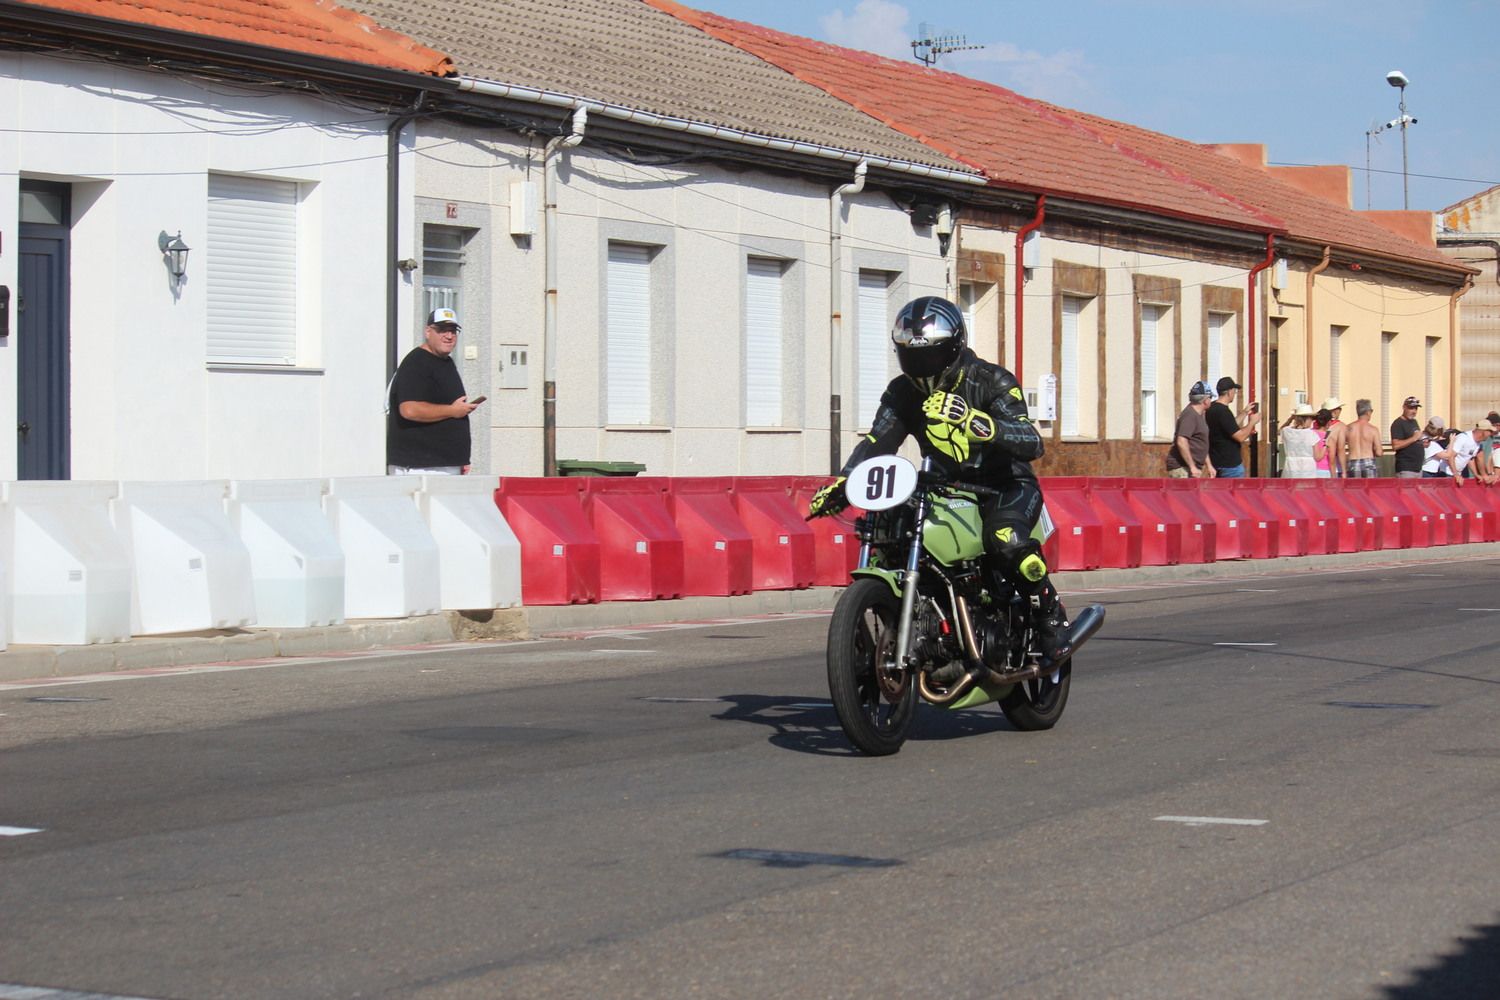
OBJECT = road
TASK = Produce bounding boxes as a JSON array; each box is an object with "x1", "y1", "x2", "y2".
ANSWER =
[{"x1": 2, "y1": 556, "x2": 1499, "y2": 999}]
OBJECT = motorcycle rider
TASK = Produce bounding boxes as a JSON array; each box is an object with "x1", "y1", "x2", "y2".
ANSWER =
[{"x1": 807, "y1": 295, "x2": 1071, "y2": 685}]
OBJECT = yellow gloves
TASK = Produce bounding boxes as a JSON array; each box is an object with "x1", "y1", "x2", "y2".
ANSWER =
[
  {"x1": 922, "y1": 392, "x2": 995, "y2": 461},
  {"x1": 807, "y1": 477, "x2": 848, "y2": 518}
]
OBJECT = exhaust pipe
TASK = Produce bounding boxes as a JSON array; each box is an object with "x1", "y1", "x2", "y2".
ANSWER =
[{"x1": 1066, "y1": 603, "x2": 1106, "y2": 653}]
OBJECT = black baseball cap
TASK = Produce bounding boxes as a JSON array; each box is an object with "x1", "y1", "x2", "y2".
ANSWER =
[{"x1": 1215, "y1": 376, "x2": 1242, "y2": 394}]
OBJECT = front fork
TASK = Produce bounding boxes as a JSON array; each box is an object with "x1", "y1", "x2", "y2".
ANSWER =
[{"x1": 891, "y1": 461, "x2": 934, "y2": 671}]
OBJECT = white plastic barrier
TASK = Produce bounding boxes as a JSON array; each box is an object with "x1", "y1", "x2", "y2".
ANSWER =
[
  {"x1": 111, "y1": 481, "x2": 256, "y2": 635},
  {"x1": 0, "y1": 558, "x2": 8, "y2": 652},
  {"x1": 228, "y1": 480, "x2": 346, "y2": 628},
  {"x1": 1, "y1": 481, "x2": 133, "y2": 645},
  {"x1": 418, "y1": 476, "x2": 522, "y2": 610},
  {"x1": 323, "y1": 477, "x2": 440, "y2": 619}
]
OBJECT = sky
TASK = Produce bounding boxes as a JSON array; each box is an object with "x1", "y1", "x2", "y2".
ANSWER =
[{"x1": 689, "y1": 0, "x2": 1499, "y2": 215}]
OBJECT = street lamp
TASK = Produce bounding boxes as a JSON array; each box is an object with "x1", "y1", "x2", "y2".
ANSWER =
[{"x1": 1386, "y1": 70, "x2": 1416, "y2": 209}]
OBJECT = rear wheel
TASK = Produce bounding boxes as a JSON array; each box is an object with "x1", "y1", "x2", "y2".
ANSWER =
[
  {"x1": 999, "y1": 659, "x2": 1071, "y2": 731},
  {"x1": 827, "y1": 578, "x2": 917, "y2": 755}
]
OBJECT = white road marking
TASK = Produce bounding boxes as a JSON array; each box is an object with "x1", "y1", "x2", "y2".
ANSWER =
[
  {"x1": 0, "y1": 984, "x2": 165, "y2": 999},
  {"x1": 0, "y1": 826, "x2": 44, "y2": 837},
  {"x1": 588, "y1": 649, "x2": 655, "y2": 655},
  {"x1": 1213, "y1": 642, "x2": 1277, "y2": 647},
  {"x1": 1154, "y1": 816, "x2": 1268, "y2": 827},
  {"x1": 1232, "y1": 588, "x2": 1279, "y2": 593},
  {"x1": 1458, "y1": 608, "x2": 1500, "y2": 612}
]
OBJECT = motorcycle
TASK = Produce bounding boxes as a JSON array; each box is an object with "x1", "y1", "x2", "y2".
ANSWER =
[{"x1": 815, "y1": 455, "x2": 1105, "y2": 756}]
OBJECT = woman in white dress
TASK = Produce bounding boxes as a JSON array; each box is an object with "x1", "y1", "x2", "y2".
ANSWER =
[{"x1": 1279, "y1": 403, "x2": 1320, "y2": 478}]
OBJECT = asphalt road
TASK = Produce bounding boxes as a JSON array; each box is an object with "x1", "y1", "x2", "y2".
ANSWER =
[{"x1": 2, "y1": 557, "x2": 1499, "y2": 1000}]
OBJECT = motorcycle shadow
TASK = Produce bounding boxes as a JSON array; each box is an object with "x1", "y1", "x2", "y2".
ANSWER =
[{"x1": 713, "y1": 694, "x2": 1015, "y2": 756}]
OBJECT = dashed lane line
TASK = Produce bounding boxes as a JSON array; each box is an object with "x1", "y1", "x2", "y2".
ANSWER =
[
  {"x1": 1154, "y1": 816, "x2": 1269, "y2": 827},
  {"x1": 0, "y1": 984, "x2": 165, "y2": 999},
  {"x1": 0, "y1": 826, "x2": 44, "y2": 837}
]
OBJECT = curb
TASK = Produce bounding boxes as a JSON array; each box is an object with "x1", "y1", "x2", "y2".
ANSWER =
[{"x1": 3, "y1": 543, "x2": 1497, "y2": 684}]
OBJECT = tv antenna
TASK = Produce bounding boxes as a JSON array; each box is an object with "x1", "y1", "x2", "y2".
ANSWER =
[{"x1": 911, "y1": 22, "x2": 983, "y2": 67}]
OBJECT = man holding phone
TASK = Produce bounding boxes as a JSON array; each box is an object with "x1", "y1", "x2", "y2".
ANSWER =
[
  {"x1": 386, "y1": 307, "x2": 483, "y2": 475},
  {"x1": 1205, "y1": 376, "x2": 1261, "y2": 479}
]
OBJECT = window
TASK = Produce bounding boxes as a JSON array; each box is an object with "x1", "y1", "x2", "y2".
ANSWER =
[
  {"x1": 1330, "y1": 325, "x2": 1346, "y2": 397},
  {"x1": 207, "y1": 174, "x2": 298, "y2": 364},
  {"x1": 1140, "y1": 303, "x2": 1164, "y2": 438},
  {"x1": 1206, "y1": 311, "x2": 1235, "y2": 387},
  {"x1": 1381, "y1": 332, "x2": 1396, "y2": 432},
  {"x1": 744, "y1": 257, "x2": 786, "y2": 427},
  {"x1": 422, "y1": 226, "x2": 466, "y2": 321},
  {"x1": 606, "y1": 242, "x2": 653, "y2": 425},
  {"x1": 856, "y1": 270, "x2": 892, "y2": 429},
  {"x1": 1060, "y1": 295, "x2": 1083, "y2": 438}
]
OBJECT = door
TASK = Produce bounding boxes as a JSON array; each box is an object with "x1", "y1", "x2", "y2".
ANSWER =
[{"x1": 17, "y1": 181, "x2": 71, "y2": 479}]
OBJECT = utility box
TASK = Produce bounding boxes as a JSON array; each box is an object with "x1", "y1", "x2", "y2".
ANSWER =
[
  {"x1": 1026, "y1": 373, "x2": 1058, "y2": 422},
  {"x1": 509, "y1": 180, "x2": 538, "y2": 236},
  {"x1": 499, "y1": 344, "x2": 530, "y2": 389}
]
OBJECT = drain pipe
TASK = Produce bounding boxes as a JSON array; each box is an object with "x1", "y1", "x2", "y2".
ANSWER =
[
  {"x1": 1450, "y1": 275, "x2": 1474, "y2": 422},
  {"x1": 1013, "y1": 195, "x2": 1046, "y2": 387},
  {"x1": 386, "y1": 109, "x2": 421, "y2": 381},
  {"x1": 542, "y1": 107, "x2": 587, "y2": 476},
  {"x1": 1245, "y1": 234, "x2": 1276, "y2": 477},
  {"x1": 828, "y1": 159, "x2": 868, "y2": 474},
  {"x1": 1304, "y1": 246, "x2": 1332, "y2": 407}
]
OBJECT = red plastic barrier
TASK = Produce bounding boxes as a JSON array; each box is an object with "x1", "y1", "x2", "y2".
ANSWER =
[
  {"x1": 791, "y1": 477, "x2": 862, "y2": 586},
  {"x1": 1228, "y1": 480, "x2": 1282, "y2": 559},
  {"x1": 1121, "y1": 478, "x2": 1183, "y2": 566},
  {"x1": 1197, "y1": 480, "x2": 1256, "y2": 560},
  {"x1": 1259, "y1": 480, "x2": 1310, "y2": 558},
  {"x1": 1444, "y1": 480, "x2": 1495, "y2": 542},
  {"x1": 1161, "y1": 479, "x2": 1218, "y2": 563},
  {"x1": 581, "y1": 478, "x2": 685, "y2": 601},
  {"x1": 1332, "y1": 480, "x2": 1384, "y2": 550},
  {"x1": 1413, "y1": 480, "x2": 1467, "y2": 545},
  {"x1": 1038, "y1": 478, "x2": 1103, "y2": 571},
  {"x1": 1084, "y1": 478, "x2": 1144, "y2": 568},
  {"x1": 493, "y1": 478, "x2": 601, "y2": 605},
  {"x1": 732, "y1": 477, "x2": 816, "y2": 590},
  {"x1": 667, "y1": 478, "x2": 754, "y2": 597},
  {"x1": 1280, "y1": 480, "x2": 1338, "y2": 556},
  {"x1": 1364, "y1": 480, "x2": 1421, "y2": 548}
]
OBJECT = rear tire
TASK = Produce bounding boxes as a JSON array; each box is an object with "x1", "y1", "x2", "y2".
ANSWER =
[
  {"x1": 999, "y1": 659, "x2": 1071, "y2": 731},
  {"x1": 827, "y1": 578, "x2": 917, "y2": 755}
]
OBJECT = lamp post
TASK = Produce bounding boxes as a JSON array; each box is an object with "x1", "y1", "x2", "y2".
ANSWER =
[{"x1": 1386, "y1": 70, "x2": 1412, "y2": 209}]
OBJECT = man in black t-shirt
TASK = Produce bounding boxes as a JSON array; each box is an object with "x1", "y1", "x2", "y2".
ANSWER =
[
  {"x1": 1206, "y1": 376, "x2": 1260, "y2": 478},
  {"x1": 1390, "y1": 396, "x2": 1424, "y2": 479},
  {"x1": 386, "y1": 308, "x2": 481, "y2": 475}
]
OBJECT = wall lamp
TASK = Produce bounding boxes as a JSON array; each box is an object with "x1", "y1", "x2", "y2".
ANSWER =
[{"x1": 159, "y1": 230, "x2": 190, "y2": 289}]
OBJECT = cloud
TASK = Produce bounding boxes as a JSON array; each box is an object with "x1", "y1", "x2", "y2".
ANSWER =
[{"x1": 818, "y1": 0, "x2": 914, "y2": 61}]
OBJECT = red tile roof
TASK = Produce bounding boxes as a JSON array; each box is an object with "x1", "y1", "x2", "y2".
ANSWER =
[
  {"x1": 655, "y1": 1, "x2": 1465, "y2": 274},
  {"x1": 18, "y1": 0, "x2": 453, "y2": 76}
]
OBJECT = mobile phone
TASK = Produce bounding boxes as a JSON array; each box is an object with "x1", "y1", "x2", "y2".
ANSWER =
[
  {"x1": 1249, "y1": 401, "x2": 1259, "y2": 413},
  {"x1": 469, "y1": 395, "x2": 487, "y2": 405}
]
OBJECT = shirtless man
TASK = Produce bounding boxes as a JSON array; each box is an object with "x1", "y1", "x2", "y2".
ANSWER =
[
  {"x1": 1344, "y1": 398, "x2": 1382, "y2": 478},
  {"x1": 1322, "y1": 396, "x2": 1347, "y2": 477}
]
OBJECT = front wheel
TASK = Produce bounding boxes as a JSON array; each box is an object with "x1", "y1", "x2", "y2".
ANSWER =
[
  {"x1": 999, "y1": 659, "x2": 1071, "y2": 731},
  {"x1": 827, "y1": 578, "x2": 917, "y2": 755}
]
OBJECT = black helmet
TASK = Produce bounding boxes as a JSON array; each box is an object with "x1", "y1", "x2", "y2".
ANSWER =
[{"x1": 892, "y1": 296, "x2": 966, "y2": 391}]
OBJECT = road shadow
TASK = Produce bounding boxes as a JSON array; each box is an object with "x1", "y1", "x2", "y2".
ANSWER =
[
  {"x1": 1378, "y1": 918, "x2": 1500, "y2": 999},
  {"x1": 713, "y1": 694, "x2": 1012, "y2": 756}
]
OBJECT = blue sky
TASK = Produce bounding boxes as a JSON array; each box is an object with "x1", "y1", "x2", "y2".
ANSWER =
[{"x1": 692, "y1": 0, "x2": 1498, "y2": 214}]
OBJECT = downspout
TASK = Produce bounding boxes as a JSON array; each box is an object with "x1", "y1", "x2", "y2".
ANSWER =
[
  {"x1": 1245, "y1": 234, "x2": 1276, "y2": 477},
  {"x1": 828, "y1": 159, "x2": 868, "y2": 474},
  {"x1": 386, "y1": 109, "x2": 421, "y2": 381},
  {"x1": 1450, "y1": 276, "x2": 1473, "y2": 424},
  {"x1": 1304, "y1": 246, "x2": 1332, "y2": 408},
  {"x1": 542, "y1": 107, "x2": 587, "y2": 477},
  {"x1": 1013, "y1": 195, "x2": 1046, "y2": 387}
]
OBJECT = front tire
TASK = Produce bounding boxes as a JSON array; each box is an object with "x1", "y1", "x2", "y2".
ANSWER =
[
  {"x1": 827, "y1": 578, "x2": 917, "y2": 755},
  {"x1": 999, "y1": 659, "x2": 1071, "y2": 730}
]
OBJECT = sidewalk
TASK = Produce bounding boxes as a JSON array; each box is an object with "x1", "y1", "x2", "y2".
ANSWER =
[{"x1": 3, "y1": 542, "x2": 1496, "y2": 684}]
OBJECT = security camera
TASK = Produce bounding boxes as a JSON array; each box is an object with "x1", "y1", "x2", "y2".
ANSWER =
[{"x1": 1386, "y1": 70, "x2": 1409, "y2": 88}]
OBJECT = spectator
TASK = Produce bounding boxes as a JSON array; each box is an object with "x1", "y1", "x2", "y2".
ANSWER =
[
  {"x1": 1344, "y1": 399, "x2": 1382, "y2": 478},
  {"x1": 1390, "y1": 396, "x2": 1424, "y2": 479},
  {"x1": 1321, "y1": 396, "x2": 1347, "y2": 477},
  {"x1": 386, "y1": 307, "x2": 483, "y2": 476},
  {"x1": 1279, "y1": 403, "x2": 1319, "y2": 478},
  {"x1": 1451, "y1": 420, "x2": 1496, "y2": 486},
  {"x1": 1312, "y1": 408, "x2": 1335, "y2": 478},
  {"x1": 1473, "y1": 411, "x2": 1500, "y2": 482},
  {"x1": 1207, "y1": 376, "x2": 1260, "y2": 478},
  {"x1": 1421, "y1": 417, "x2": 1453, "y2": 479},
  {"x1": 1165, "y1": 380, "x2": 1216, "y2": 478}
]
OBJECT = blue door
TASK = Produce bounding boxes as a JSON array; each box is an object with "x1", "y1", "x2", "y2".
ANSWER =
[{"x1": 17, "y1": 183, "x2": 70, "y2": 479}]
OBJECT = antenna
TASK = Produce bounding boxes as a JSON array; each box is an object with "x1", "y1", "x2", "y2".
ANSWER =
[{"x1": 910, "y1": 22, "x2": 983, "y2": 67}]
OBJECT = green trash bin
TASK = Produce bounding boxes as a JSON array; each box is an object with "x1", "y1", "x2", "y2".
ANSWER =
[{"x1": 555, "y1": 459, "x2": 646, "y2": 477}]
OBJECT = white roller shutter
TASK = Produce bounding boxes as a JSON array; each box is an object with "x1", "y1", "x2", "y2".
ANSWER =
[
  {"x1": 207, "y1": 174, "x2": 298, "y2": 364},
  {"x1": 1206, "y1": 311, "x2": 1225, "y2": 388},
  {"x1": 607, "y1": 243, "x2": 652, "y2": 425},
  {"x1": 1061, "y1": 296, "x2": 1081, "y2": 438},
  {"x1": 856, "y1": 271, "x2": 890, "y2": 428},
  {"x1": 1140, "y1": 304, "x2": 1160, "y2": 438},
  {"x1": 745, "y1": 257, "x2": 784, "y2": 426}
]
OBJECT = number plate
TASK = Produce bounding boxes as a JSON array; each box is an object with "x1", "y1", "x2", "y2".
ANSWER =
[{"x1": 845, "y1": 455, "x2": 917, "y2": 511}]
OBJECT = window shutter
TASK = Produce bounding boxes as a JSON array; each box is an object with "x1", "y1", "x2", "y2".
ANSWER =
[
  {"x1": 607, "y1": 243, "x2": 652, "y2": 425},
  {"x1": 1330, "y1": 326, "x2": 1344, "y2": 396},
  {"x1": 745, "y1": 257, "x2": 784, "y2": 426},
  {"x1": 1061, "y1": 296, "x2": 1081, "y2": 438},
  {"x1": 207, "y1": 174, "x2": 298, "y2": 364},
  {"x1": 1140, "y1": 304, "x2": 1159, "y2": 438},
  {"x1": 1381, "y1": 332, "x2": 1395, "y2": 429},
  {"x1": 856, "y1": 271, "x2": 890, "y2": 429},
  {"x1": 1206, "y1": 312, "x2": 1225, "y2": 387}
]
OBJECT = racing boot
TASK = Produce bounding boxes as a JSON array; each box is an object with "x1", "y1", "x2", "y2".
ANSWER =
[{"x1": 1032, "y1": 583, "x2": 1073, "y2": 669}]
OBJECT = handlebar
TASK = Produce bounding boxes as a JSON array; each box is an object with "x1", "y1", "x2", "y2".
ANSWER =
[{"x1": 916, "y1": 470, "x2": 1002, "y2": 499}]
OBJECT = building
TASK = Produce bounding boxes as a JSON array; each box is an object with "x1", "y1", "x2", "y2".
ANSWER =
[{"x1": 1439, "y1": 185, "x2": 1500, "y2": 426}]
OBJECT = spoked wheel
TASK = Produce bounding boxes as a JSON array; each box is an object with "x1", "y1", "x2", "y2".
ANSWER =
[
  {"x1": 999, "y1": 658, "x2": 1071, "y2": 731},
  {"x1": 826, "y1": 578, "x2": 918, "y2": 755}
]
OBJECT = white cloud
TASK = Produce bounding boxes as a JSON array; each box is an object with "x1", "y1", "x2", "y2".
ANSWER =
[{"x1": 818, "y1": 0, "x2": 913, "y2": 60}]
